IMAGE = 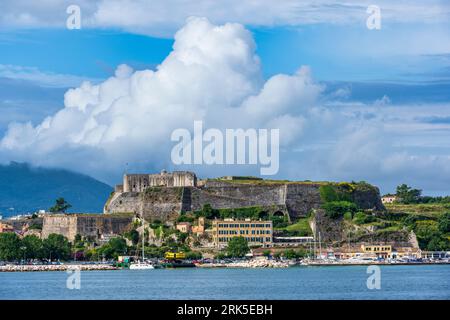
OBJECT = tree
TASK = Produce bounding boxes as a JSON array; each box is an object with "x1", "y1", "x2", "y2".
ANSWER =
[
  {"x1": 396, "y1": 184, "x2": 422, "y2": 204},
  {"x1": 322, "y1": 201, "x2": 357, "y2": 219},
  {"x1": 0, "y1": 232, "x2": 21, "y2": 261},
  {"x1": 283, "y1": 249, "x2": 297, "y2": 259},
  {"x1": 262, "y1": 250, "x2": 271, "y2": 257},
  {"x1": 98, "y1": 237, "x2": 128, "y2": 260},
  {"x1": 319, "y1": 185, "x2": 339, "y2": 203},
  {"x1": 427, "y1": 236, "x2": 450, "y2": 251},
  {"x1": 124, "y1": 229, "x2": 140, "y2": 245},
  {"x1": 438, "y1": 212, "x2": 450, "y2": 233},
  {"x1": 185, "y1": 251, "x2": 202, "y2": 260},
  {"x1": 43, "y1": 234, "x2": 71, "y2": 260},
  {"x1": 200, "y1": 204, "x2": 218, "y2": 219},
  {"x1": 22, "y1": 235, "x2": 44, "y2": 260},
  {"x1": 226, "y1": 236, "x2": 250, "y2": 258},
  {"x1": 49, "y1": 197, "x2": 72, "y2": 213}
]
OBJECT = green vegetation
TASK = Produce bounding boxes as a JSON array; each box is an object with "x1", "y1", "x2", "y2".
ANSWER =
[
  {"x1": 396, "y1": 184, "x2": 422, "y2": 204},
  {"x1": 226, "y1": 236, "x2": 250, "y2": 258},
  {"x1": 28, "y1": 223, "x2": 42, "y2": 230},
  {"x1": 381, "y1": 202, "x2": 450, "y2": 250},
  {"x1": 95, "y1": 237, "x2": 128, "y2": 260},
  {"x1": 322, "y1": 201, "x2": 358, "y2": 219},
  {"x1": 49, "y1": 197, "x2": 72, "y2": 213},
  {"x1": 319, "y1": 183, "x2": 370, "y2": 219},
  {"x1": 392, "y1": 183, "x2": 450, "y2": 205},
  {"x1": 42, "y1": 234, "x2": 71, "y2": 260},
  {"x1": 22, "y1": 235, "x2": 44, "y2": 259},
  {"x1": 276, "y1": 217, "x2": 313, "y2": 236},
  {"x1": 352, "y1": 211, "x2": 376, "y2": 225},
  {"x1": 0, "y1": 233, "x2": 21, "y2": 261},
  {"x1": 0, "y1": 232, "x2": 72, "y2": 261},
  {"x1": 282, "y1": 249, "x2": 307, "y2": 259},
  {"x1": 211, "y1": 177, "x2": 329, "y2": 185},
  {"x1": 439, "y1": 212, "x2": 450, "y2": 233},
  {"x1": 385, "y1": 203, "x2": 450, "y2": 218},
  {"x1": 194, "y1": 204, "x2": 274, "y2": 222},
  {"x1": 123, "y1": 229, "x2": 140, "y2": 246},
  {"x1": 319, "y1": 181, "x2": 376, "y2": 204}
]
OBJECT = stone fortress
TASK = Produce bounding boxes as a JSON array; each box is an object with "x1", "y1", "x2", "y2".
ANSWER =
[
  {"x1": 38, "y1": 170, "x2": 388, "y2": 244},
  {"x1": 104, "y1": 170, "x2": 384, "y2": 223},
  {"x1": 115, "y1": 170, "x2": 197, "y2": 192}
]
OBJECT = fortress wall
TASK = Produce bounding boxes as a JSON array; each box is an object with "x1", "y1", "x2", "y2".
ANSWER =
[
  {"x1": 124, "y1": 175, "x2": 150, "y2": 192},
  {"x1": 42, "y1": 215, "x2": 78, "y2": 241},
  {"x1": 104, "y1": 192, "x2": 141, "y2": 214},
  {"x1": 140, "y1": 187, "x2": 183, "y2": 222},
  {"x1": 284, "y1": 184, "x2": 322, "y2": 219},
  {"x1": 352, "y1": 186, "x2": 385, "y2": 210},
  {"x1": 42, "y1": 214, "x2": 134, "y2": 242},
  {"x1": 106, "y1": 178, "x2": 385, "y2": 223},
  {"x1": 190, "y1": 185, "x2": 286, "y2": 211},
  {"x1": 76, "y1": 215, "x2": 133, "y2": 239},
  {"x1": 106, "y1": 187, "x2": 184, "y2": 222}
]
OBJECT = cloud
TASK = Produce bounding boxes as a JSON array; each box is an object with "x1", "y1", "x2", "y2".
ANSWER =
[
  {"x1": 374, "y1": 95, "x2": 391, "y2": 106},
  {"x1": 0, "y1": 64, "x2": 100, "y2": 88},
  {"x1": 1, "y1": 0, "x2": 449, "y2": 37},
  {"x1": 1, "y1": 17, "x2": 450, "y2": 195},
  {"x1": 0, "y1": 17, "x2": 322, "y2": 182}
]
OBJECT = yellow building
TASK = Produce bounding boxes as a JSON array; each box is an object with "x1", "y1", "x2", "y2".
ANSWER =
[
  {"x1": 212, "y1": 218, "x2": 273, "y2": 248},
  {"x1": 0, "y1": 223, "x2": 14, "y2": 233},
  {"x1": 176, "y1": 222, "x2": 191, "y2": 233},
  {"x1": 361, "y1": 244, "x2": 392, "y2": 258}
]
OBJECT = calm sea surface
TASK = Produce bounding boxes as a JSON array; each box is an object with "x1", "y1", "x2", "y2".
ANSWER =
[{"x1": 1, "y1": 265, "x2": 449, "y2": 300}]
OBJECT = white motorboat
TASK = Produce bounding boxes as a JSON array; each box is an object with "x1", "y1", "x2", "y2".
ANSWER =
[{"x1": 129, "y1": 261, "x2": 154, "y2": 270}]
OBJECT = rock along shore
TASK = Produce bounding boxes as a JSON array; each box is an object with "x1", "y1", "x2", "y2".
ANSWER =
[
  {"x1": 0, "y1": 264, "x2": 117, "y2": 272},
  {"x1": 197, "y1": 259, "x2": 291, "y2": 268}
]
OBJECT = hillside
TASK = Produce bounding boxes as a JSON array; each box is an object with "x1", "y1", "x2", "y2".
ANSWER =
[
  {"x1": 0, "y1": 162, "x2": 112, "y2": 216},
  {"x1": 308, "y1": 201, "x2": 450, "y2": 251}
]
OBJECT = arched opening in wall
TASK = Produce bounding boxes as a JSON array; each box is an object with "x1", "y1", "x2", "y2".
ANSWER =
[
  {"x1": 258, "y1": 211, "x2": 269, "y2": 220},
  {"x1": 272, "y1": 211, "x2": 284, "y2": 217}
]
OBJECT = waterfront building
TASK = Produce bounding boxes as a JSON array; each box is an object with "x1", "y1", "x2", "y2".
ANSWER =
[
  {"x1": 361, "y1": 244, "x2": 392, "y2": 258},
  {"x1": 0, "y1": 223, "x2": 14, "y2": 233},
  {"x1": 212, "y1": 218, "x2": 273, "y2": 248},
  {"x1": 176, "y1": 222, "x2": 191, "y2": 233},
  {"x1": 339, "y1": 244, "x2": 421, "y2": 260},
  {"x1": 381, "y1": 194, "x2": 397, "y2": 204},
  {"x1": 273, "y1": 236, "x2": 314, "y2": 247}
]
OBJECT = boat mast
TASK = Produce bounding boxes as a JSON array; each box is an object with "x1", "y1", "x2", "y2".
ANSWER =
[
  {"x1": 319, "y1": 231, "x2": 322, "y2": 260},
  {"x1": 313, "y1": 229, "x2": 316, "y2": 260},
  {"x1": 142, "y1": 215, "x2": 145, "y2": 261}
]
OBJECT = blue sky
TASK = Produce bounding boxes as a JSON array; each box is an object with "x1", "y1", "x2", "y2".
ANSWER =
[{"x1": 0, "y1": 1, "x2": 450, "y2": 195}]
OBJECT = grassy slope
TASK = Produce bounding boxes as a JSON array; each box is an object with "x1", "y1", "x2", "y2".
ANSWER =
[
  {"x1": 275, "y1": 217, "x2": 313, "y2": 236},
  {"x1": 385, "y1": 203, "x2": 450, "y2": 218}
]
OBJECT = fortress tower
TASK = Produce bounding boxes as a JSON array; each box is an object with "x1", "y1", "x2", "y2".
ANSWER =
[{"x1": 120, "y1": 170, "x2": 197, "y2": 192}]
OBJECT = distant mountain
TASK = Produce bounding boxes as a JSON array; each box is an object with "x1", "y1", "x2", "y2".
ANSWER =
[{"x1": 0, "y1": 162, "x2": 112, "y2": 216}]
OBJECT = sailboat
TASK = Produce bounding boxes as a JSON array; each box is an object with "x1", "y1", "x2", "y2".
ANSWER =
[{"x1": 129, "y1": 215, "x2": 154, "y2": 270}]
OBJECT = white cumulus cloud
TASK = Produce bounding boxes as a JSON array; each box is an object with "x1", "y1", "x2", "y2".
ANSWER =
[{"x1": 0, "y1": 17, "x2": 322, "y2": 182}]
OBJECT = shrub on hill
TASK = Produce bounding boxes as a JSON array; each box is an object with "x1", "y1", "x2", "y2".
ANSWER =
[{"x1": 322, "y1": 201, "x2": 358, "y2": 219}]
